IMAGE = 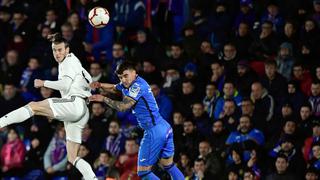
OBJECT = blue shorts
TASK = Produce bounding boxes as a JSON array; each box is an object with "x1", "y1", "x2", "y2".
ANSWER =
[{"x1": 138, "y1": 120, "x2": 174, "y2": 167}]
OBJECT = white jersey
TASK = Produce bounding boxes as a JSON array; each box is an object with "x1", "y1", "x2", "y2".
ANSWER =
[{"x1": 58, "y1": 53, "x2": 92, "y2": 98}]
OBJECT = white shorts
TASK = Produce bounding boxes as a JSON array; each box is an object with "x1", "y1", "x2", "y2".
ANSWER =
[{"x1": 48, "y1": 96, "x2": 89, "y2": 144}]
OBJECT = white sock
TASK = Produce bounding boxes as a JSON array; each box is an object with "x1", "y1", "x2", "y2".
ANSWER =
[
  {"x1": 73, "y1": 157, "x2": 97, "y2": 180},
  {"x1": 0, "y1": 105, "x2": 33, "y2": 128}
]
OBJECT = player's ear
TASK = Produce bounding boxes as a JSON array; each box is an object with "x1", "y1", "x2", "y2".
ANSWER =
[{"x1": 66, "y1": 46, "x2": 70, "y2": 53}]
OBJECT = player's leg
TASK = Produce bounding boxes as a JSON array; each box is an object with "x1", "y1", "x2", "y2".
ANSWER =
[
  {"x1": 137, "y1": 130, "x2": 160, "y2": 180},
  {"x1": 159, "y1": 128, "x2": 184, "y2": 180},
  {"x1": 0, "y1": 99, "x2": 54, "y2": 128},
  {"x1": 64, "y1": 107, "x2": 97, "y2": 180}
]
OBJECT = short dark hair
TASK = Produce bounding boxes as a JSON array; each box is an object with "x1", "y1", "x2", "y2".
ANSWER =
[
  {"x1": 265, "y1": 59, "x2": 277, "y2": 67},
  {"x1": 115, "y1": 61, "x2": 137, "y2": 75},
  {"x1": 47, "y1": 33, "x2": 69, "y2": 48}
]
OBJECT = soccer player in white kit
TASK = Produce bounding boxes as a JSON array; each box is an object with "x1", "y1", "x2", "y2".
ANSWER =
[{"x1": 0, "y1": 33, "x2": 97, "y2": 180}]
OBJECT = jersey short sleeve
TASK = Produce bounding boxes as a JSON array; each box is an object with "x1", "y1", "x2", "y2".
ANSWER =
[
  {"x1": 115, "y1": 83, "x2": 123, "y2": 91},
  {"x1": 59, "y1": 54, "x2": 78, "y2": 80},
  {"x1": 125, "y1": 82, "x2": 144, "y2": 101}
]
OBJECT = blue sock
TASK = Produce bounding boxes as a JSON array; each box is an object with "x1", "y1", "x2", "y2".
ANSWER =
[
  {"x1": 164, "y1": 164, "x2": 185, "y2": 180},
  {"x1": 140, "y1": 171, "x2": 160, "y2": 180}
]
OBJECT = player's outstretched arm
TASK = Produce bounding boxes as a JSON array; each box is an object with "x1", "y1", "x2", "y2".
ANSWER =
[
  {"x1": 90, "y1": 82, "x2": 118, "y2": 94},
  {"x1": 34, "y1": 76, "x2": 72, "y2": 91},
  {"x1": 89, "y1": 94, "x2": 135, "y2": 112}
]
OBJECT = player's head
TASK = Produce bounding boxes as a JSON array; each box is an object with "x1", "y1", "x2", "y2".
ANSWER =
[
  {"x1": 48, "y1": 33, "x2": 70, "y2": 63},
  {"x1": 116, "y1": 61, "x2": 138, "y2": 88}
]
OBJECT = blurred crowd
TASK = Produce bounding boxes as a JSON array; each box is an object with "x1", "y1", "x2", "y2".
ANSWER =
[{"x1": 1, "y1": 0, "x2": 320, "y2": 180}]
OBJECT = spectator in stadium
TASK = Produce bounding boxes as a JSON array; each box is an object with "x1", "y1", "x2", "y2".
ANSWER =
[
  {"x1": 150, "y1": 81, "x2": 173, "y2": 122},
  {"x1": 210, "y1": 60, "x2": 226, "y2": 92},
  {"x1": 308, "y1": 142, "x2": 320, "y2": 171},
  {"x1": 89, "y1": 62, "x2": 108, "y2": 84},
  {"x1": 94, "y1": 150, "x2": 113, "y2": 180},
  {"x1": 191, "y1": 102, "x2": 211, "y2": 136},
  {"x1": 0, "y1": 128, "x2": 25, "y2": 177},
  {"x1": 43, "y1": 125, "x2": 68, "y2": 178},
  {"x1": 309, "y1": 81, "x2": 320, "y2": 118},
  {"x1": 251, "y1": 82, "x2": 274, "y2": 133},
  {"x1": 175, "y1": 79, "x2": 199, "y2": 115},
  {"x1": 67, "y1": 11, "x2": 86, "y2": 41},
  {"x1": 114, "y1": 138, "x2": 139, "y2": 180},
  {"x1": 266, "y1": 154, "x2": 298, "y2": 180},
  {"x1": 280, "y1": 21, "x2": 299, "y2": 55},
  {"x1": 300, "y1": 18, "x2": 320, "y2": 51},
  {"x1": 181, "y1": 22, "x2": 201, "y2": 59},
  {"x1": 305, "y1": 167, "x2": 319, "y2": 180},
  {"x1": 219, "y1": 99, "x2": 240, "y2": 132},
  {"x1": 235, "y1": 60, "x2": 257, "y2": 97},
  {"x1": 165, "y1": 42, "x2": 189, "y2": 73},
  {"x1": 0, "y1": 82, "x2": 25, "y2": 117},
  {"x1": 303, "y1": 121, "x2": 320, "y2": 162},
  {"x1": 234, "y1": 0, "x2": 255, "y2": 29},
  {"x1": 0, "y1": 49, "x2": 22, "y2": 85},
  {"x1": 108, "y1": 42, "x2": 126, "y2": 84},
  {"x1": 214, "y1": 81, "x2": 242, "y2": 120},
  {"x1": 190, "y1": 158, "x2": 214, "y2": 180},
  {"x1": 102, "y1": 120, "x2": 126, "y2": 157},
  {"x1": 209, "y1": 119, "x2": 228, "y2": 152},
  {"x1": 202, "y1": 82, "x2": 220, "y2": 118},
  {"x1": 162, "y1": 65, "x2": 181, "y2": 99},
  {"x1": 89, "y1": 102, "x2": 109, "y2": 145},
  {"x1": 226, "y1": 115, "x2": 265, "y2": 146},
  {"x1": 286, "y1": 80, "x2": 307, "y2": 113},
  {"x1": 140, "y1": 59, "x2": 163, "y2": 86},
  {"x1": 176, "y1": 152, "x2": 193, "y2": 178},
  {"x1": 298, "y1": 104, "x2": 315, "y2": 139},
  {"x1": 232, "y1": 22, "x2": 254, "y2": 60},
  {"x1": 260, "y1": 2, "x2": 285, "y2": 34},
  {"x1": 276, "y1": 42, "x2": 295, "y2": 80},
  {"x1": 219, "y1": 43, "x2": 238, "y2": 77}
]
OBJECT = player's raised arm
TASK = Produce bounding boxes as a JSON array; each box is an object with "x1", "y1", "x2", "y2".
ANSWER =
[
  {"x1": 89, "y1": 94, "x2": 135, "y2": 112},
  {"x1": 90, "y1": 82, "x2": 118, "y2": 94}
]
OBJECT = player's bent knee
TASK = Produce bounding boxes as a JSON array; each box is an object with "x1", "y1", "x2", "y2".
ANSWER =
[{"x1": 160, "y1": 156, "x2": 173, "y2": 166}]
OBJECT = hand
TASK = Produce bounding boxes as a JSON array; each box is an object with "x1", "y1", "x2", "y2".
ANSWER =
[
  {"x1": 46, "y1": 167, "x2": 55, "y2": 174},
  {"x1": 90, "y1": 82, "x2": 101, "y2": 89},
  {"x1": 89, "y1": 94, "x2": 105, "y2": 102},
  {"x1": 34, "y1": 79, "x2": 44, "y2": 88},
  {"x1": 119, "y1": 155, "x2": 128, "y2": 164},
  {"x1": 2, "y1": 166, "x2": 8, "y2": 172}
]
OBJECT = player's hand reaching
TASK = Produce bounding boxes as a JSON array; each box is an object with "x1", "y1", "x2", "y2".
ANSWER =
[
  {"x1": 90, "y1": 82, "x2": 101, "y2": 89},
  {"x1": 89, "y1": 94, "x2": 105, "y2": 102},
  {"x1": 34, "y1": 79, "x2": 44, "y2": 88}
]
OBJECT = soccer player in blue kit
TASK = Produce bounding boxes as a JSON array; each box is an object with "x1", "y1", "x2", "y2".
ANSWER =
[{"x1": 89, "y1": 61, "x2": 184, "y2": 180}]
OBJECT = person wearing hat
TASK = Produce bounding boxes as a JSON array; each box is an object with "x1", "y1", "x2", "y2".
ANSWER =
[{"x1": 276, "y1": 42, "x2": 295, "y2": 80}]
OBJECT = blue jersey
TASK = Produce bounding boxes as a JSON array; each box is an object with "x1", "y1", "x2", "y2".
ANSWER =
[{"x1": 116, "y1": 76, "x2": 162, "y2": 130}]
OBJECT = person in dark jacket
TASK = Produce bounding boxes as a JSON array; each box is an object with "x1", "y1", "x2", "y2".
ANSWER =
[{"x1": 266, "y1": 154, "x2": 299, "y2": 180}]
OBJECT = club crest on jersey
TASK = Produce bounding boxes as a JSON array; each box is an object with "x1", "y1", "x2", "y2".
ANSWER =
[{"x1": 129, "y1": 83, "x2": 140, "y2": 98}]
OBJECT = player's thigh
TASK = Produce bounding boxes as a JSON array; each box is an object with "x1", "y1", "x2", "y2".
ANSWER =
[
  {"x1": 64, "y1": 107, "x2": 89, "y2": 144},
  {"x1": 160, "y1": 128, "x2": 175, "y2": 161},
  {"x1": 48, "y1": 97, "x2": 86, "y2": 121},
  {"x1": 28, "y1": 99, "x2": 54, "y2": 118}
]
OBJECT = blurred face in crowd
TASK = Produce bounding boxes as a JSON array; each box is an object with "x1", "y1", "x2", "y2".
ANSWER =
[
  {"x1": 199, "y1": 141, "x2": 211, "y2": 157},
  {"x1": 239, "y1": 116, "x2": 251, "y2": 133},
  {"x1": 194, "y1": 160, "x2": 205, "y2": 174},
  {"x1": 281, "y1": 141, "x2": 294, "y2": 152},
  {"x1": 61, "y1": 24, "x2": 73, "y2": 41},
  {"x1": 6, "y1": 50, "x2": 19, "y2": 66},
  {"x1": 182, "y1": 82, "x2": 194, "y2": 95},
  {"x1": 280, "y1": 47, "x2": 290, "y2": 57},
  {"x1": 13, "y1": 13, "x2": 24, "y2": 27},
  {"x1": 166, "y1": 69, "x2": 180, "y2": 81},
  {"x1": 41, "y1": 26, "x2": 51, "y2": 39},
  {"x1": 223, "y1": 44, "x2": 237, "y2": 60},
  {"x1": 251, "y1": 83, "x2": 263, "y2": 100},
  {"x1": 311, "y1": 83, "x2": 320, "y2": 96},
  {"x1": 300, "y1": 106, "x2": 311, "y2": 121},
  {"x1": 223, "y1": 83, "x2": 235, "y2": 97},
  {"x1": 200, "y1": 41, "x2": 213, "y2": 54},
  {"x1": 313, "y1": 125, "x2": 320, "y2": 136},
  {"x1": 316, "y1": 67, "x2": 320, "y2": 80},
  {"x1": 237, "y1": 65, "x2": 248, "y2": 77},
  {"x1": 243, "y1": 171, "x2": 255, "y2": 180},
  {"x1": 91, "y1": 103, "x2": 105, "y2": 117},
  {"x1": 305, "y1": 20, "x2": 315, "y2": 32},
  {"x1": 150, "y1": 84, "x2": 160, "y2": 97},
  {"x1": 211, "y1": 63, "x2": 224, "y2": 77},
  {"x1": 52, "y1": 42, "x2": 70, "y2": 63},
  {"x1": 68, "y1": 12, "x2": 80, "y2": 27},
  {"x1": 283, "y1": 121, "x2": 296, "y2": 134},
  {"x1": 306, "y1": 172, "x2": 318, "y2": 180},
  {"x1": 228, "y1": 172, "x2": 238, "y2": 180},
  {"x1": 314, "y1": 1, "x2": 320, "y2": 12},
  {"x1": 213, "y1": 120, "x2": 224, "y2": 134},
  {"x1": 288, "y1": 84, "x2": 296, "y2": 94},
  {"x1": 173, "y1": 112, "x2": 184, "y2": 125},
  {"x1": 267, "y1": 4, "x2": 279, "y2": 16},
  {"x1": 205, "y1": 84, "x2": 216, "y2": 98},
  {"x1": 137, "y1": 31, "x2": 147, "y2": 44},
  {"x1": 3, "y1": 84, "x2": 16, "y2": 100},
  {"x1": 275, "y1": 157, "x2": 288, "y2": 174},
  {"x1": 7, "y1": 129, "x2": 18, "y2": 142},
  {"x1": 82, "y1": 124, "x2": 92, "y2": 140},
  {"x1": 284, "y1": 22, "x2": 295, "y2": 37},
  {"x1": 293, "y1": 66, "x2": 303, "y2": 79},
  {"x1": 90, "y1": 63, "x2": 102, "y2": 77},
  {"x1": 46, "y1": 10, "x2": 57, "y2": 23},
  {"x1": 78, "y1": 145, "x2": 90, "y2": 158},
  {"x1": 223, "y1": 101, "x2": 236, "y2": 116},
  {"x1": 238, "y1": 23, "x2": 249, "y2": 37},
  {"x1": 58, "y1": 127, "x2": 66, "y2": 139},
  {"x1": 99, "y1": 152, "x2": 110, "y2": 165},
  {"x1": 170, "y1": 45, "x2": 183, "y2": 59},
  {"x1": 112, "y1": 44, "x2": 124, "y2": 58},
  {"x1": 180, "y1": 154, "x2": 190, "y2": 167},
  {"x1": 302, "y1": 45, "x2": 311, "y2": 55},
  {"x1": 281, "y1": 105, "x2": 292, "y2": 117},
  {"x1": 0, "y1": 10, "x2": 11, "y2": 22},
  {"x1": 265, "y1": 64, "x2": 277, "y2": 79},
  {"x1": 28, "y1": 58, "x2": 40, "y2": 70},
  {"x1": 125, "y1": 140, "x2": 138, "y2": 155},
  {"x1": 184, "y1": 28, "x2": 194, "y2": 37},
  {"x1": 108, "y1": 121, "x2": 120, "y2": 135},
  {"x1": 261, "y1": 22, "x2": 273, "y2": 36},
  {"x1": 40, "y1": 87, "x2": 53, "y2": 99},
  {"x1": 192, "y1": 103, "x2": 204, "y2": 117},
  {"x1": 183, "y1": 121, "x2": 195, "y2": 134},
  {"x1": 143, "y1": 61, "x2": 155, "y2": 73},
  {"x1": 241, "y1": 100, "x2": 254, "y2": 115},
  {"x1": 232, "y1": 150, "x2": 241, "y2": 163},
  {"x1": 312, "y1": 145, "x2": 320, "y2": 159}
]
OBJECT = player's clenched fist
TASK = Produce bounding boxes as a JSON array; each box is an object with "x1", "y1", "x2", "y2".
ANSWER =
[
  {"x1": 89, "y1": 94, "x2": 105, "y2": 102},
  {"x1": 90, "y1": 82, "x2": 101, "y2": 89},
  {"x1": 34, "y1": 79, "x2": 44, "y2": 88}
]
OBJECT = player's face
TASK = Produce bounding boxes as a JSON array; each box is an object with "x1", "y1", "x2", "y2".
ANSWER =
[
  {"x1": 52, "y1": 42, "x2": 69, "y2": 63},
  {"x1": 118, "y1": 69, "x2": 137, "y2": 88}
]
